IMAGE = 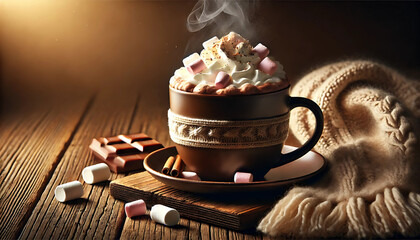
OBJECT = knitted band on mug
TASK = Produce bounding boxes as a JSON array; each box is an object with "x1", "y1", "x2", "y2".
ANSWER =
[{"x1": 168, "y1": 110, "x2": 290, "y2": 149}]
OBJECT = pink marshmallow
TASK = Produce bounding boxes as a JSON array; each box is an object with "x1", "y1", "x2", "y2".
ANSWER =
[
  {"x1": 181, "y1": 171, "x2": 201, "y2": 181},
  {"x1": 125, "y1": 199, "x2": 147, "y2": 218},
  {"x1": 186, "y1": 58, "x2": 207, "y2": 74},
  {"x1": 215, "y1": 71, "x2": 231, "y2": 89},
  {"x1": 253, "y1": 43, "x2": 269, "y2": 59},
  {"x1": 258, "y1": 57, "x2": 278, "y2": 75},
  {"x1": 234, "y1": 172, "x2": 253, "y2": 183}
]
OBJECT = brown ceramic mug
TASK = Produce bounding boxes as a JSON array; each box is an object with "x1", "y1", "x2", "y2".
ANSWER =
[{"x1": 168, "y1": 85, "x2": 323, "y2": 181}]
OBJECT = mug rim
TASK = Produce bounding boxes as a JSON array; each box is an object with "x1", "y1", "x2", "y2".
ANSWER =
[
  {"x1": 169, "y1": 84, "x2": 291, "y2": 98},
  {"x1": 169, "y1": 84, "x2": 291, "y2": 120}
]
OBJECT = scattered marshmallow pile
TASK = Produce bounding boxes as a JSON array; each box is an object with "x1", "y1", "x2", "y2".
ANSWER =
[
  {"x1": 179, "y1": 170, "x2": 253, "y2": 183},
  {"x1": 182, "y1": 36, "x2": 277, "y2": 90},
  {"x1": 54, "y1": 163, "x2": 253, "y2": 227},
  {"x1": 55, "y1": 163, "x2": 110, "y2": 202},
  {"x1": 125, "y1": 200, "x2": 180, "y2": 227},
  {"x1": 54, "y1": 163, "x2": 181, "y2": 227},
  {"x1": 55, "y1": 163, "x2": 254, "y2": 203},
  {"x1": 163, "y1": 155, "x2": 254, "y2": 183},
  {"x1": 178, "y1": 171, "x2": 254, "y2": 183}
]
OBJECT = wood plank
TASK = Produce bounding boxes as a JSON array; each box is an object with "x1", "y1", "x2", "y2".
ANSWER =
[
  {"x1": 111, "y1": 172, "x2": 277, "y2": 231},
  {"x1": 0, "y1": 96, "x2": 92, "y2": 239},
  {"x1": 18, "y1": 87, "x2": 139, "y2": 239}
]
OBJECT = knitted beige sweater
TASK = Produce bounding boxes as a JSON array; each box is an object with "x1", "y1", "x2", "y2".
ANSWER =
[{"x1": 258, "y1": 61, "x2": 420, "y2": 238}]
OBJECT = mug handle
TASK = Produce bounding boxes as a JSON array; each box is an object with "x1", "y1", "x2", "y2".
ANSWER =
[{"x1": 275, "y1": 96, "x2": 324, "y2": 167}]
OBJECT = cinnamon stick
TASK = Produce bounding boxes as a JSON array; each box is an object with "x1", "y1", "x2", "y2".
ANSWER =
[
  {"x1": 162, "y1": 156, "x2": 175, "y2": 175},
  {"x1": 170, "y1": 155, "x2": 185, "y2": 177}
]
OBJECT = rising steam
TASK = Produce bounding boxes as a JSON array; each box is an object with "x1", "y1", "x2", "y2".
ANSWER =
[{"x1": 186, "y1": 0, "x2": 257, "y2": 41}]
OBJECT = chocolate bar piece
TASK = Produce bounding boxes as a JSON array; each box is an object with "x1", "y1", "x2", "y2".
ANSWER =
[
  {"x1": 89, "y1": 139, "x2": 111, "y2": 160},
  {"x1": 89, "y1": 137, "x2": 127, "y2": 159},
  {"x1": 113, "y1": 154, "x2": 149, "y2": 172},
  {"x1": 100, "y1": 136, "x2": 123, "y2": 145},
  {"x1": 118, "y1": 133, "x2": 151, "y2": 143},
  {"x1": 89, "y1": 133, "x2": 163, "y2": 173},
  {"x1": 118, "y1": 134, "x2": 163, "y2": 152},
  {"x1": 105, "y1": 143, "x2": 139, "y2": 156},
  {"x1": 132, "y1": 139, "x2": 163, "y2": 152}
]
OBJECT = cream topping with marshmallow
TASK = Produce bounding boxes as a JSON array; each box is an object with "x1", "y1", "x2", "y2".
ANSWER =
[{"x1": 171, "y1": 32, "x2": 286, "y2": 89}]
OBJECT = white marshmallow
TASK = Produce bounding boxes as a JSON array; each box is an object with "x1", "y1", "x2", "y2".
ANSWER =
[
  {"x1": 150, "y1": 204, "x2": 180, "y2": 227},
  {"x1": 82, "y1": 163, "x2": 111, "y2": 184},
  {"x1": 202, "y1": 36, "x2": 219, "y2": 49},
  {"x1": 181, "y1": 171, "x2": 201, "y2": 181},
  {"x1": 182, "y1": 53, "x2": 201, "y2": 67},
  {"x1": 55, "y1": 181, "x2": 84, "y2": 202}
]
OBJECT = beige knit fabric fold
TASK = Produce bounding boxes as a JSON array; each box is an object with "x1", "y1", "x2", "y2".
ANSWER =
[{"x1": 258, "y1": 61, "x2": 420, "y2": 238}]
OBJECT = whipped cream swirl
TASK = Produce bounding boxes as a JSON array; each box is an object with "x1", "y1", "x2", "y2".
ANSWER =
[{"x1": 171, "y1": 32, "x2": 286, "y2": 88}]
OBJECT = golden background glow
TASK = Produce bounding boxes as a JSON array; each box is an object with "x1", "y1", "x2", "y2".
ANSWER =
[{"x1": 1, "y1": 1, "x2": 419, "y2": 105}]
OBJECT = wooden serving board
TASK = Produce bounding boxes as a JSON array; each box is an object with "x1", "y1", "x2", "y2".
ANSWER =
[{"x1": 110, "y1": 171, "x2": 283, "y2": 231}]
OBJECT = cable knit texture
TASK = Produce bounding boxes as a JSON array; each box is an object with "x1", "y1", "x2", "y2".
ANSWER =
[
  {"x1": 168, "y1": 110, "x2": 290, "y2": 149},
  {"x1": 257, "y1": 61, "x2": 420, "y2": 238}
]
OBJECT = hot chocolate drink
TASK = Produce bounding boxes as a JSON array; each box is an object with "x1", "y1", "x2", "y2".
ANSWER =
[{"x1": 168, "y1": 32, "x2": 323, "y2": 181}]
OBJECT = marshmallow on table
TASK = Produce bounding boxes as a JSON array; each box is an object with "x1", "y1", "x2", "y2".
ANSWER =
[
  {"x1": 82, "y1": 163, "x2": 111, "y2": 184},
  {"x1": 55, "y1": 181, "x2": 84, "y2": 202},
  {"x1": 125, "y1": 199, "x2": 147, "y2": 218},
  {"x1": 150, "y1": 204, "x2": 180, "y2": 227},
  {"x1": 183, "y1": 53, "x2": 207, "y2": 74},
  {"x1": 253, "y1": 43, "x2": 270, "y2": 60},
  {"x1": 234, "y1": 172, "x2": 254, "y2": 183},
  {"x1": 215, "y1": 71, "x2": 232, "y2": 89},
  {"x1": 202, "y1": 36, "x2": 219, "y2": 49},
  {"x1": 181, "y1": 171, "x2": 201, "y2": 181},
  {"x1": 258, "y1": 57, "x2": 278, "y2": 76}
]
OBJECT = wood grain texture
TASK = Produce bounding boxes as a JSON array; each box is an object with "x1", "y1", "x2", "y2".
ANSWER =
[
  {"x1": 1, "y1": 85, "x2": 283, "y2": 239},
  {"x1": 111, "y1": 172, "x2": 277, "y2": 231},
  {"x1": 18, "y1": 87, "x2": 139, "y2": 239},
  {"x1": 0, "y1": 97, "x2": 92, "y2": 239}
]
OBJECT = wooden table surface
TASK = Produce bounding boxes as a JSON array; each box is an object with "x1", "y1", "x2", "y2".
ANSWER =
[
  {"x1": 2, "y1": 2, "x2": 419, "y2": 238},
  {"x1": 0, "y1": 83, "x2": 284, "y2": 239}
]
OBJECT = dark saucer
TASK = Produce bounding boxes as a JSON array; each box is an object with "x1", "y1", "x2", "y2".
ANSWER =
[{"x1": 143, "y1": 145, "x2": 326, "y2": 193}]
